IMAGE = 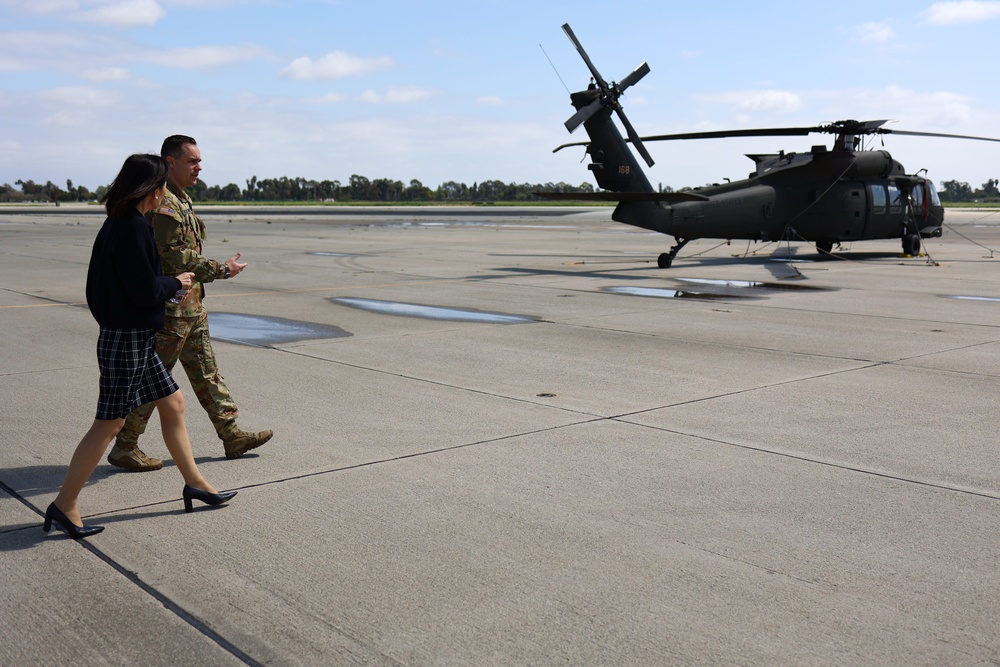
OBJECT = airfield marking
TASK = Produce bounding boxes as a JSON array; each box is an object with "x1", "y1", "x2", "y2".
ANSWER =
[{"x1": 0, "y1": 302, "x2": 85, "y2": 309}]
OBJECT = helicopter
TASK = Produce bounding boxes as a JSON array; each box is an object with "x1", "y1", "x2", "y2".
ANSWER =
[{"x1": 543, "y1": 23, "x2": 1000, "y2": 268}]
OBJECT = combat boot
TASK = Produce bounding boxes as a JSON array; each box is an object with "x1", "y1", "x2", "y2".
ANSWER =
[
  {"x1": 107, "y1": 435, "x2": 163, "y2": 472},
  {"x1": 223, "y1": 428, "x2": 273, "y2": 459}
]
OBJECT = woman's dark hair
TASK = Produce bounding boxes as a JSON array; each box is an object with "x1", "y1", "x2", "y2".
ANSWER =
[{"x1": 101, "y1": 153, "x2": 168, "y2": 219}]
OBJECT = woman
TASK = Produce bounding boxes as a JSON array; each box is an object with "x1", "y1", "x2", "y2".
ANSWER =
[{"x1": 44, "y1": 153, "x2": 236, "y2": 539}]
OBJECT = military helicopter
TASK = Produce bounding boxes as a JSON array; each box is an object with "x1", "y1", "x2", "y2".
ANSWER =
[{"x1": 543, "y1": 23, "x2": 1000, "y2": 268}]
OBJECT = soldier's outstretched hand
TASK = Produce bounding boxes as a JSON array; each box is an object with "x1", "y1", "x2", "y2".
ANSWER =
[{"x1": 225, "y1": 253, "x2": 247, "y2": 278}]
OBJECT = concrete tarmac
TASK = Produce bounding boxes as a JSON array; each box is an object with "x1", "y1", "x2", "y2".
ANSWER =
[{"x1": 2, "y1": 204, "x2": 999, "y2": 665}]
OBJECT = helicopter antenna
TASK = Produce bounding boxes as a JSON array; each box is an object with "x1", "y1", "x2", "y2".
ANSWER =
[{"x1": 540, "y1": 44, "x2": 571, "y2": 96}]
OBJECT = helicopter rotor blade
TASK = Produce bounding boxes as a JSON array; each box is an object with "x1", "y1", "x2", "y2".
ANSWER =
[
  {"x1": 561, "y1": 23, "x2": 609, "y2": 90},
  {"x1": 564, "y1": 97, "x2": 604, "y2": 133},
  {"x1": 638, "y1": 127, "x2": 819, "y2": 143},
  {"x1": 617, "y1": 61, "x2": 650, "y2": 93},
  {"x1": 880, "y1": 128, "x2": 1000, "y2": 143},
  {"x1": 615, "y1": 106, "x2": 655, "y2": 167}
]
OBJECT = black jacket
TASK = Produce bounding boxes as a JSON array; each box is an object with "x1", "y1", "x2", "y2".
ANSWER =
[{"x1": 86, "y1": 209, "x2": 181, "y2": 329}]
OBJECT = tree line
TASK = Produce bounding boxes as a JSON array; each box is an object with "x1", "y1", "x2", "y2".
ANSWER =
[
  {"x1": 937, "y1": 179, "x2": 1000, "y2": 203},
  {"x1": 4, "y1": 174, "x2": 997, "y2": 205},
  {"x1": 0, "y1": 175, "x2": 596, "y2": 204}
]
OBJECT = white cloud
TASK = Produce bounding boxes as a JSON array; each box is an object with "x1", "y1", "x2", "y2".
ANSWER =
[
  {"x1": 922, "y1": 1, "x2": 1000, "y2": 25},
  {"x1": 810, "y1": 86, "x2": 974, "y2": 130},
  {"x1": 358, "y1": 87, "x2": 430, "y2": 104},
  {"x1": 679, "y1": 50, "x2": 702, "y2": 59},
  {"x1": 305, "y1": 92, "x2": 348, "y2": 104},
  {"x1": 383, "y1": 87, "x2": 431, "y2": 103},
  {"x1": 33, "y1": 85, "x2": 122, "y2": 127},
  {"x1": 2, "y1": 0, "x2": 78, "y2": 15},
  {"x1": 883, "y1": 86, "x2": 973, "y2": 126},
  {"x1": 857, "y1": 22, "x2": 895, "y2": 42},
  {"x1": 699, "y1": 90, "x2": 803, "y2": 114},
  {"x1": 76, "y1": 0, "x2": 167, "y2": 27},
  {"x1": 81, "y1": 66, "x2": 130, "y2": 81},
  {"x1": 0, "y1": 29, "x2": 93, "y2": 58},
  {"x1": 161, "y1": 0, "x2": 246, "y2": 5},
  {"x1": 0, "y1": 57, "x2": 25, "y2": 72},
  {"x1": 39, "y1": 109, "x2": 94, "y2": 127},
  {"x1": 143, "y1": 44, "x2": 269, "y2": 69},
  {"x1": 280, "y1": 50, "x2": 393, "y2": 81},
  {"x1": 39, "y1": 85, "x2": 120, "y2": 107},
  {"x1": 476, "y1": 95, "x2": 504, "y2": 106}
]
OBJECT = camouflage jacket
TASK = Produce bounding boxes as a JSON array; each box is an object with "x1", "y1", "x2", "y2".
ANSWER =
[{"x1": 148, "y1": 186, "x2": 227, "y2": 317}]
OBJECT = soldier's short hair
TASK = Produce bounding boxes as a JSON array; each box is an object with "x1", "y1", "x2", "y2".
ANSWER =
[{"x1": 161, "y1": 135, "x2": 197, "y2": 159}]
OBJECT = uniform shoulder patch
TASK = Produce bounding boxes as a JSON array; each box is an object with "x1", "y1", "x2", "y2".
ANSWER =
[{"x1": 157, "y1": 206, "x2": 177, "y2": 216}]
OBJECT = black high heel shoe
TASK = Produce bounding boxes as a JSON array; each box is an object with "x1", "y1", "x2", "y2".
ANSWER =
[
  {"x1": 43, "y1": 503, "x2": 104, "y2": 539},
  {"x1": 182, "y1": 485, "x2": 237, "y2": 513}
]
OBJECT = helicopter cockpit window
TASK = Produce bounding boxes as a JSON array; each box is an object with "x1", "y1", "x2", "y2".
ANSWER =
[
  {"x1": 870, "y1": 184, "x2": 886, "y2": 215},
  {"x1": 928, "y1": 181, "x2": 942, "y2": 206},
  {"x1": 888, "y1": 184, "x2": 902, "y2": 214},
  {"x1": 912, "y1": 184, "x2": 925, "y2": 214}
]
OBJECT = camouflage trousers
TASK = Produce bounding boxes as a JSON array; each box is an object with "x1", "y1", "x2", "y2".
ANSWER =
[{"x1": 119, "y1": 311, "x2": 238, "y2": 442}]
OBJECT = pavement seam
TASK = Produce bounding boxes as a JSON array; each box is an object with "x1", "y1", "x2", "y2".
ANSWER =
[
  {"x1": 0, "y1": 480, "x2": 263, "y2": 666},
  {"x1": 610, "y1": 420, "x2": 1000, "y2": 502}
]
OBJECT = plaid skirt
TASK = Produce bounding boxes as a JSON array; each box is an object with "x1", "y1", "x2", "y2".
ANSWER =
[{"x1": 95, "y1": 327, "x2": 179, "y2": 420}]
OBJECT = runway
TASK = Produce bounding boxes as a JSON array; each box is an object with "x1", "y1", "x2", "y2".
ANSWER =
[{"x1": 2, "y1": 204, "x2": 999, "y2": 665}]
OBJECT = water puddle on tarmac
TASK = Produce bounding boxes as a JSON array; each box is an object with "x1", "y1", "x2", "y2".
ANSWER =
[
  {"x1": 676, "y1": 278, "x2": 830, "y2": 292},
  {"x1": 605, "y1": 279, "x2": 832, "y2": 301},
  {"x1": 209, "y1": 313, "x2": 352, "y2": 347},
  {"x1": 330, "y1": 297, "x2": 538, "y2": 324},
  {"x1": 604, "y1": 286, "x2": 754, "y2": 300},
  {"x1": 943, "y1": 295, "x2": 1000, "y2": 303},
  {"x1": 676, "y1": 278, "x2": 765, "y2": 288}
]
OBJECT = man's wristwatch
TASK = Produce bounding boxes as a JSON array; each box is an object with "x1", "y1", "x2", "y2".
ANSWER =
[{"x1": 223, "y1": 264, "x2": 231, "y2": 279}]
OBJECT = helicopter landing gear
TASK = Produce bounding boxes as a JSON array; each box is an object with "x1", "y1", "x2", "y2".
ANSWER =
[
  {"x1": 657, "y1": 238, "x2": 690, "y2": 268},
  {"x1": 902, "y1": 233, "x2": 921, "y2": 256},
  {"x1": 815, "y1": 240, "x2": 834, "y2": 255}
]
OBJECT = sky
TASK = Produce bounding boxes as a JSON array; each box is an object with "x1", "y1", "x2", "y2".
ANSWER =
[{"x1": 2, "y1": 0, "x2": 1000, "y2": 194}]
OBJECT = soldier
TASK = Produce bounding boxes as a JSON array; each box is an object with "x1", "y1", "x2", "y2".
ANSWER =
[{"x1": 107, "y1": 135, "x2": 272, "y2": 472}]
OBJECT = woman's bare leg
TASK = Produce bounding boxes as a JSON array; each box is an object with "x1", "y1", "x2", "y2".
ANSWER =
[
  {"x1": 154, "y1": 390, "x2": 217, "y2": 494},
  {"x1": 53, "y1": 418, "x2": 124, "y2": 526}
]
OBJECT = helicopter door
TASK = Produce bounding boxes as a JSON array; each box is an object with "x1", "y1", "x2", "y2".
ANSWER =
[
  {"x1": 866, "y1": 183, "x2": 889, "y2": 238},
  {"x1": 845, "y1": 188, "x2": 865, "y2": 238},
  {"x1": 911, "y1": 183, "x2": 926, "y2": 220}
]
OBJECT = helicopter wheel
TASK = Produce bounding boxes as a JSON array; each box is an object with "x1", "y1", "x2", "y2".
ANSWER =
[
  {"x1": 902, "y1": 234, "x2": 921, "y2": 256},
  {"x1": 816, "y1": 240, "x2": 834, "y2": 255},
  {"x1": 657, "y1": 253, "x2": 673, "y2": 269}
]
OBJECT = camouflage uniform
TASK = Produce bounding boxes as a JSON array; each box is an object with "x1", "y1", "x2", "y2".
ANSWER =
[{"x1": 110, "y1": 185, "x2": 270, "y2": 469}]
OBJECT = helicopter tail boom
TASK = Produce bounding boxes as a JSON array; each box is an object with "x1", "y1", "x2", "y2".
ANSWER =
[
  {"x1": 570, "y1": 89, "x2": 655, "y2": 195},
  {"x1": 538, "y1": 191, "x2": 708, "y2": 203}
]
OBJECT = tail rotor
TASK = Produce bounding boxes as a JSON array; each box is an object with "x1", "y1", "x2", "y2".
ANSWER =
[{"x1": 561, "y1": 23, "x2": 654, "y2": 167}]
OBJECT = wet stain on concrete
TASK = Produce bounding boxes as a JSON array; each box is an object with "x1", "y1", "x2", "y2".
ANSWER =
[
  {"x1": 603, "y1": 286, "x2": 756, "y2": 300},
  {"x1": 943, "y1": 295, "x2": 1000, "y2": 303},
  {"x1": 209, "y1": 312, "x2": 352, "y2": 347},
  {"x1": 676, "y1": 278, "x2": 832, "y2": 292},
  {"x1": 330, "y1": 297, "x2": 538, "y2": 324},
  {"x1": 605, "y1": 279, "x2": 834, "y2": 301}
]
